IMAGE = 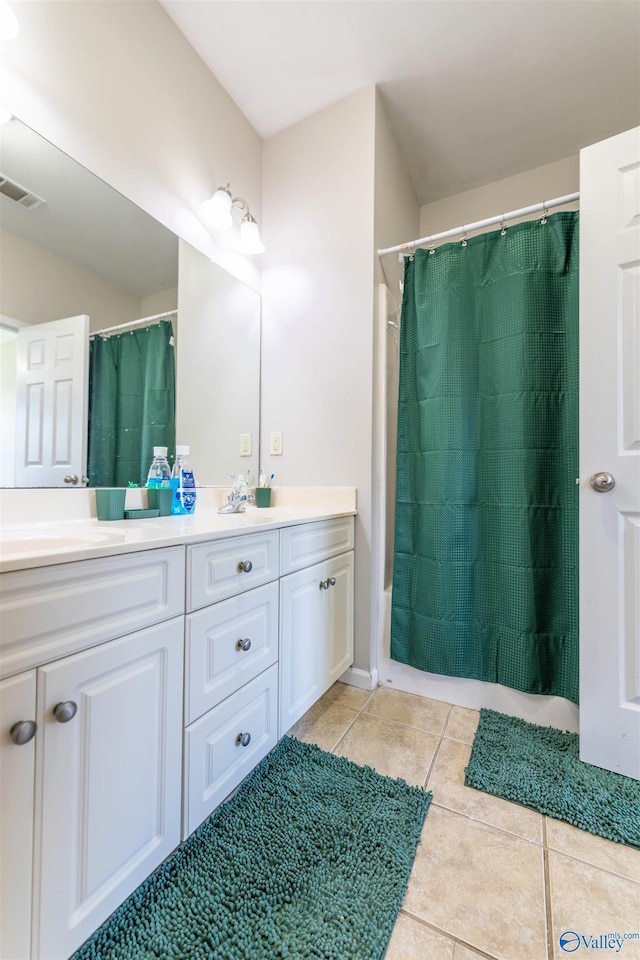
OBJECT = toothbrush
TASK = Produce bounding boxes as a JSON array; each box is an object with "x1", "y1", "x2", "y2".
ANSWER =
[
  {"x1": 267, "y1": 473, "x2": 275, "y2": 488},
  {"x1": 259, "y1": 468, "x2": 265, "y2": 487}
]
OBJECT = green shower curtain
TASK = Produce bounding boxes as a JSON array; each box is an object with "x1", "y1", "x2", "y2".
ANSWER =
[
  {"x1": 88, "y1": 319, "x2": 176, "y2": 487},
  {"x1": 390, "y1": 212, "x2": 579, "y2": 703}
]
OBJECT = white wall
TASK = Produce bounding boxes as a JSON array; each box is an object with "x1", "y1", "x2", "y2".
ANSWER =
[
  {"x1": 261, "y1": 87, "x2": 377, "y2": 677},
  {"x1": 0, "y1": 231, "x2": 154, "y2": 331},
  {"x1": 419, "y1": 155, "x2": 579, "y2": 237},
  {"x1": 1, "y1": 0, "x2": 262, "y2": 290}
]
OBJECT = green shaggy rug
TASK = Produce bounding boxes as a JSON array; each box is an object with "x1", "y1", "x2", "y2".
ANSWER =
[
  {"x1": 464, "y1": 708, "x2": 640, "y2": 848},
  {"x1": 72, "y1": 735, "x2": 432, "y2": 960}
]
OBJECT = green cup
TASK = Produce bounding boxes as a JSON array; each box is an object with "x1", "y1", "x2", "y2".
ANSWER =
[
  {"x1": 95, "y1": 488, "x2": 126, "y2": 521},
  {"x1": 255, "y1": 487, "x2": 272, "y2": 508},
  {"x1": 147, "y1": 487, "x2": 173, "y2": 516}
]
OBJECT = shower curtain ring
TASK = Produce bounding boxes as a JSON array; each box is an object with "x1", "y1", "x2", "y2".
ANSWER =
[
  {"x1": 540, "y1": 204, "x2": 548, "y2": 225},
  {"x1": 461, "y1": 231, "x2": 468, "y2": 247},
  {"x1": 500, "y1": 216, "x2": 507, "y2": 237},
  {"x1": 428, "y1": 241, "x2": 435, "y2": 255}
]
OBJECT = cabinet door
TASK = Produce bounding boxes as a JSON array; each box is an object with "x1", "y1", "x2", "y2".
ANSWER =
[
  {"x1": 279, "y1": 562, "x2": 324, "y2": 734},
  {"x1": 325, "y1": 551, "x2": 354, "y2": 686},
  {"x1": 33, "y1": 618, "x2": 183, "y2": 960},
  {"x1": 0, "y1": 671, "x2": 36, "y2": 960},
  {"x1": 183, "y1": 663, "x2": 278, "y2": 838},
  {"x1": 186, "y1": 581, "x2": 279, "y2": 724}
]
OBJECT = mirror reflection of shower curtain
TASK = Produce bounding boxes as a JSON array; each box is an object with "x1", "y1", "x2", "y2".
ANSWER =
[
  {"x1": 88, "y1": 319, "x2": 176, "y2": 487},
  {"x1": 390, "y1": 212, "x2": 579, "y2": 703}
]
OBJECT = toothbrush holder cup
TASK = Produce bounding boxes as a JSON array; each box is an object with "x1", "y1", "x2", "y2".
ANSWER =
[
  {"x1": 95, "y1": 488, "x2": 126, "y2": 521},
  {"x1": 255, "y1": 487, "x2": 272, "y2": 508}
]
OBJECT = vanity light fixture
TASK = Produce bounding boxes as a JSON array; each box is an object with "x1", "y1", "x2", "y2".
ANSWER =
[
  {"x1": 203, "y1": 183, "x2": 265, "y2": 255},
  {"x1": 0, "y1": 0, "x2": 19, "y2": 39}
]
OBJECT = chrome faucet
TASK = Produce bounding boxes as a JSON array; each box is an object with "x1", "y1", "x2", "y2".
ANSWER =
[{"x1": 217, "y1": 492, "x2": 255, "y2": 514}]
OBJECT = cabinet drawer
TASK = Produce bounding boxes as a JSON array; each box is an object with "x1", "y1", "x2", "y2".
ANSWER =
[
  {"x1": 0, "y1": 546, "x2": 185, "y2": 680},
  {"x1": 183, "y1": 663, "x2": 278, "y2": 838},
  {"x1": 280, "y1": 517, "x2": 354, "y2": 576},
  {"x1": 187, "y1": 531, "x2": 279, "y2": 611},
  {"x1": 185, "y1": 582, "x2": 279, "y2": 724}
]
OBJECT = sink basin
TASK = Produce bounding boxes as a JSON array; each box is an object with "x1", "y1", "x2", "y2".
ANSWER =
[
  {"x1": 1, "y1": 537, "x2": 96, "y2": 554},
  {"x1": 1, "y1": 530, "x2": 125, "y2": 555}
]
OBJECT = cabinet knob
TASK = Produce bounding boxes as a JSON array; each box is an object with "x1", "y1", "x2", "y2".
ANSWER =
[
  {"x1": 10, "y1": 720, "x2": 37, "y2": 745},
  {"x1": 237, "y1": 560, "x2": 253, "y2": 573},
  {"x1": 53, "y1": 701, "x2": 78, "y2": 723},
  {"x1": 328, "y1": 577, "x2": 336, "y2": 587},
  {"x1": 236, "y1": 731, "x2": 251, "y2": 747},
  {"x1": 319, "y1": 579, "x2": 329, "y2": 590},
  {"x1": 236, "y1": 638, "x2": 252, "y2": 652}
]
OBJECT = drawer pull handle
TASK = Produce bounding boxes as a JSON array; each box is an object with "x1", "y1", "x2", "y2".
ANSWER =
[
  {"x1": 236, "y1": 732, "x2": 251, "y2": 748},
  {"x1": 10, "y1": 720, "x2": 37, "y2": 745},
  {"x1": 53, "y1": 701, "x2": 78, "y2": 723},
  {"x1": 237, "y1": 560, "x2": 253, "y2": 573},
  {"x1": 236, "y1": 638, "x2": 252, "y2": 652}
]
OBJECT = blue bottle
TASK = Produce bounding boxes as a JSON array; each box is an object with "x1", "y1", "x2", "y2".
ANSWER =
[{"x1": 170, "y1": 445, "x2": 197, "y2": 515}]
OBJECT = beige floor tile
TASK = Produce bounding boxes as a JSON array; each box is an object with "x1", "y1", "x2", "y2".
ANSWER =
[
  {"x1": 546, "y1": 818, "x2": 640, "y2": 884},
  {"x1": 364, "y1": 685, "x2": 450, "y2": 735},
  {"x1": 334, "y1": 712, "x2": 439, "y2": 785},
  {"x1": 287, "y1": 699, "x2": 358, "y2": 752},
  {"x1": 454, "y1": 943, "x2": 496, "y2": 960},
  {"x1": 427, "y1": 737, "x2": 543, "y2": 843},
  {"x1": 386, "y1": 914, "x2": 455, "y2": 960},
  {"x1": 403, "y1": 805, "x2": 547, "y2": 960},
  {"x1": 320, "y1": 680, "x2": 374, "y2": 711},
  {"x1": 548, "y1": 851, "x2": 640, "y2": 960},
  {"x1": 445, "y1": 705, "x2": 480, "y2": 744}
]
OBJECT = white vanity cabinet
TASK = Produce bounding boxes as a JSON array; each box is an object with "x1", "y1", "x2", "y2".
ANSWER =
[
  {"x1": 279, "y1": 517, "x2": 355, "y2": 734},
  {"x1": 183, "y1": 531, "x2": 280, "y2": 838},
  {"x1": 0, "y1": 547, "x2": 185, "y2": 960}
]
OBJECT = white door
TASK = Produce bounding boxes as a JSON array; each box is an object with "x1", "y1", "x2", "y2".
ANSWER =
[
  {"x1": 33, "y1": 619, "x2": 183, "y2": 960},
  {"x1": 580, "y1": 126, "x2": 640, "y2": 780},
  {"x1": 0, "y1": 671, "x2": 36, "y2": 960},
  {"x1": 15, "y1": 314, "x2": 89, "y2": 487}
]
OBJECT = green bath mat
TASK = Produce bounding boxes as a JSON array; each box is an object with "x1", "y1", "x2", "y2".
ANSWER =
[
  {"x1": 73, "y1": 735, "x2": 432, "y2": 960},
  {"x1": 464, "y1": 708, "x2": 640, "y2": 848}
]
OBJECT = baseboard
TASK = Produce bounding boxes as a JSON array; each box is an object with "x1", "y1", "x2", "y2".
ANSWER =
[{"x1": 339, "y1": 666, "x2": 379, "y2": 691}]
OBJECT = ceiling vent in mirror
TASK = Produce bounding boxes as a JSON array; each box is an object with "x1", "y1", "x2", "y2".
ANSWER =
[{"x1": 0, "y1": 173, "x2": 46, "y2": 209}]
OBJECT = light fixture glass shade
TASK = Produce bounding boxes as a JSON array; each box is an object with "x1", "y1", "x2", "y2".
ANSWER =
[
  {"x1": 0, "y1": 0, "x2": 19, "y2": 38},
  {"x1": 239, "y1": 215, "x2": 265, "y2": 255},
  {"x1": 204, "y1": 186, "x2": 233, "y2": 231}
]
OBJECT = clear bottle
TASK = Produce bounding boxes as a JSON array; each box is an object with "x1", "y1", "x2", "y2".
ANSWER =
[
  {"x1": 170, "y1": 445, "x2": 197, "y2": 515},
  {"x1": 146, "y1": 446, "x2": 171, "y2": 488}
]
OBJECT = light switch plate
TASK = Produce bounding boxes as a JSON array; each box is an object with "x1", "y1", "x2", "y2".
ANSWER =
[{"x1": 240, "y1": 433, "x2": 251, "y2": 457}]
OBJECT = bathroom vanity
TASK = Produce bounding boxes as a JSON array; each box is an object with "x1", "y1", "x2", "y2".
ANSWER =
[{"x1": 0, "y1": 499, "x2": 355, "y2": 960}]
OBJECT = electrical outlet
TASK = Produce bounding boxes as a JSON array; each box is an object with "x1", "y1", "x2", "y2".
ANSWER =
[
  {"x1": 270, "y1": 431, "x2": 283, "y2": 456},
  {"x1": 240, "y1": 433, "x2": 251, "y2": 457}
]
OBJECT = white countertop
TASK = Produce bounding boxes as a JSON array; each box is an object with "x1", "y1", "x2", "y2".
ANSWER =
[{"x1": 0, "y1": 491, "x2": 357, "y2": 574}]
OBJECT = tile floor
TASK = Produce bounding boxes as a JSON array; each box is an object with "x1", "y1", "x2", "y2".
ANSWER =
[{"x1": 288, "y1": 682, "x2": 640, "y2": 960}]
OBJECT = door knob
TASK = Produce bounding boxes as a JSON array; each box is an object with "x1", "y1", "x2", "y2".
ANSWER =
[
  {"x1": 53, "y1": 701, "x2": 78, "y2": 723},
  {"x1": 10, "y1": 720, "x2": 37, "y2": 745},
  {"x1": 64, "y1": 475, "x2": 79, "y2": 485},
  {"x1": 589, "y1": 472, "x2": 615, "y2": 493}
]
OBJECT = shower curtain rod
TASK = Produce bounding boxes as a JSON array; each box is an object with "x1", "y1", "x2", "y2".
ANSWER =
[
  {"x1": 90, "y1": 309, "x2": 177, "y2": 339},
  {"x1": 376, "y1": 192, "x2": 580, "y2": 257}
]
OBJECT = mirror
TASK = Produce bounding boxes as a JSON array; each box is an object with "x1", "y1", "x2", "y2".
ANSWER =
[{"x1": 0, "y1": 117, "x2": 260, "y2": 487}]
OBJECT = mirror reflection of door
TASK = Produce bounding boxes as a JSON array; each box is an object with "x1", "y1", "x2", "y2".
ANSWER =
[{"x1": 15, "y1": 315, "x2": 89, "y2": 487}]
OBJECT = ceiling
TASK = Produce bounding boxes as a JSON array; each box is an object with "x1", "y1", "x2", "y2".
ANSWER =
[{"x1": 160, "y1": 0, "x2": 640, "y2": 205}]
